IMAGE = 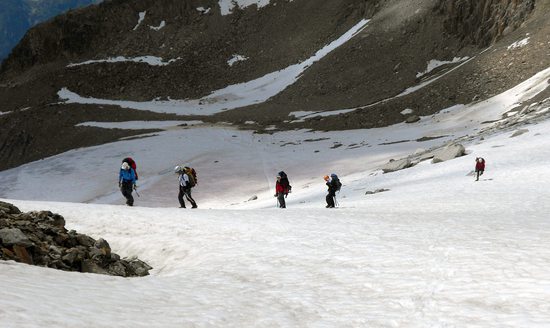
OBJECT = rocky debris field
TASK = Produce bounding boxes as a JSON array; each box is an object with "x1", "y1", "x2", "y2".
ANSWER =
[{"x1": 0, "y1": 201, "x2": 151, "y2": 277}]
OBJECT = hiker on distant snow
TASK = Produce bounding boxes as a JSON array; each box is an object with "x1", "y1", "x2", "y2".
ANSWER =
[
  {"x1": 324, "y1": 174, "x2": 342, "y2": 208},
  {"x1": 175, "y1": 165, "x2": 198, "y2": 208},
  {"x1": 274, "y1": 171, "x2": 291, "y2": 208},
  {"x1": 475, "y1": 157, "x2": 486, "y2": 181},
  {"x1": 119, "y1": 161, "x2": 137, "y2": 206}
]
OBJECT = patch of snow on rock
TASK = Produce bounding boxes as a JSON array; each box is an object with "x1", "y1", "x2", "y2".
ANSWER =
[
  {"x1": 133, "y1": 11, "x2": 146, "y2": 30},
  {"x1": 416, "y1": 57, "x2": 470, "y2": 78},
  {"x1": 149, "y1": 21, "x2": 166, "y2": 31},
  {"x1": 197, "y1": 7, "x2": 211, "y2": 14},
  {"x1": 68, "y1": 56, "x2": 180, "y2": 67},
  {"x1": 227, "y1": 54, "x2": 249, "y2": 66},
  {"x1": 508, "y1": 37, "x2": 530, "y2": 50},
  {"x1": 218, "y1": 0, "x2": 271, "y2": 15},
  {"x1": 400, "y1": 108, "x2": 414, "y2": 115}
]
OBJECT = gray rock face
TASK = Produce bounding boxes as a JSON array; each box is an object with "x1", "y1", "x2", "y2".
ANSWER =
[
  {"x1": 381, "y1": 158, "x2": 412, "y2": 173},
  {"x1": 0, "y1": 201, "x2": 21, "y2": 215},
  {"x1": 0, "y1": 228, "x2": 33, "y2": 247},
  {"x1": 0, "y1": 202, "x2": 151, "y2": 277},
  {"x1": 431, "y1": 143, "x2": 465, "y2": 163}
]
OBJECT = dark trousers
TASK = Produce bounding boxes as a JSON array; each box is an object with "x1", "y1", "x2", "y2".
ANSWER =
[
  {"x1": 476, "y1": 170, "x2": 484, "y2": 181},
  {"x1": 277, "y1": 192, "x2": 286, "y2": 208},
  {"x1": 121, "y1": 181, "x2": 134, "y2": 206},
  {"x1": 178, "y1": 186, "x2": 197, "y2": 208},
  {"x1": 326, "y1": 191, "x2": 336, "y2": 208}
]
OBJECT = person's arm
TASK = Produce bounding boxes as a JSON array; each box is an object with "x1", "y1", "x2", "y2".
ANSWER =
[
  {"x1": 131, "y1": 169, "x2": 136, "y2": 184},
  {"x1": 119, "y1": 169, "x2": 123, "y2": 186},
  {"x1": 181, "y1": 174, "x2": 190, "y2": 187}
]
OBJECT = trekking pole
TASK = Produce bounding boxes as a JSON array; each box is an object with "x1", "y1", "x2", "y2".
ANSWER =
[
  {"x1": 334, "y1": 196, "x2": 339, "y2": 207},
  {"x1": 134, "y1": 185, "x2": 140, "y2": 197}
]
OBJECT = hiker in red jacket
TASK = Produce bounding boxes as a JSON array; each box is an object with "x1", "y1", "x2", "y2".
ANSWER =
[
  {"x1": 475, "y1": 157, "x2": 485, "y2": 181},
  {"x1": 274, "y1": 174, "x2": 290, "y2": 208}
]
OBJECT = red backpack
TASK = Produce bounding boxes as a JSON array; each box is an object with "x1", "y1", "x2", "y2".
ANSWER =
[{"x1": 123, "y1": 157, "x2": 138, "y2": 180}]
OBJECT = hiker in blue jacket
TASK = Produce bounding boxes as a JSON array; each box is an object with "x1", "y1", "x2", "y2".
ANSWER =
[{"x1": 119, "y1": 162, "x2": 137, "y2": 206}]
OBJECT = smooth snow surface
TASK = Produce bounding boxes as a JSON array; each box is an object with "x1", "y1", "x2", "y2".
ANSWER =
[
  {"x1": 2, "y1": 111, "x2": 550, "y2": 326},
  {"x1": 57, "y1": 19, "x2": 370, "y2": 116}
]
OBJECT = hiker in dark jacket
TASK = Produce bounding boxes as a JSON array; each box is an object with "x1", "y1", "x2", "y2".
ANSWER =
[
  {"x1": 475, "y1": 157, "x2": 486, "y2": 181},
  {"x1": 274, "y1": 175, "x2": 288, "y2": 208},
  {"x1": 175, "y1": 166, "x2": 197, "y2": 208},
  {"x1": 324, "y1": 175, "x2": 337, "y2": 208},
  {"x1": 119, "y1": 162, "x2": 137, "y2": 206}
]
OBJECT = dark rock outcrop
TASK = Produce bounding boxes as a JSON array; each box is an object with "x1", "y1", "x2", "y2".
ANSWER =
[
  {"x1": 0, "y1": 201, "x2": 152, "y2": 277},
  {"x1": 438, "y1": 0, "x2": 535, "y2": 46}
]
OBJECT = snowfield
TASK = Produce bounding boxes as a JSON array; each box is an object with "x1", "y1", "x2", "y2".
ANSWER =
[
  {"x1": 1, "y1": 66, "x2": 550, "y2": 326},
  {"x1": 2, "y1": 119, "x2": 550, "y2": 326}
]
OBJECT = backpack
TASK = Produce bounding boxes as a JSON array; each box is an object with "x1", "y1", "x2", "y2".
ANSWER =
[
  {"x1": 184, "y1": 167, "x2": 197, "y2": 187},
  {"x1": 278, "y1": 171, "x2": 292, "y2": 193},
  {"x1": 331, "y1": 173, "x2": 342, "y2": 192},
  {"x1": 122, "y1": 157, "x2": 138, "y2": 180}
]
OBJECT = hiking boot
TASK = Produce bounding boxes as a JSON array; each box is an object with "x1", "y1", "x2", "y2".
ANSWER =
[
  {"x1": 180, "y1": 206, "x2": 186, "y2": 208},
  {"x1": 191, "y1": 205, "x2": 198, "y2": 209}
]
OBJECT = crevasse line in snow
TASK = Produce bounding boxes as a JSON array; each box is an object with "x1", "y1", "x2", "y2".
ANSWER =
[{"x1": 57, "y1": 19, "x2": 370, "y2": 116}]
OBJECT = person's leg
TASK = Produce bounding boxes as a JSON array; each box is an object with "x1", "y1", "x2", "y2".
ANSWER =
[
  {"x1": 326, "y1": 193, "x2": 335, "y2": 208},
  {"x1": 178, "y1": 186, "x2": 186, "y2": 208},
  {"x1": 122, "y1": 182, "x2": 134, "y2": 206},
  {"x1": 184, "y1": 189, "x2": 197, "y2": 208},
  {"x1": 476, "y1": 170, "x2": 480, "y2": 181},
  {"x1": 277, "y1": 193, "x2": 286, "y2": 208}
]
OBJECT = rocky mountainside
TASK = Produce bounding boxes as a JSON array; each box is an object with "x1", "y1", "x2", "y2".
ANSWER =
[
  {"x1": 0, "y1": 0, "x2": 549, "y2": 171},
  {"x1": 0, "y1": 0, "x2": 101, "y2": 61}
]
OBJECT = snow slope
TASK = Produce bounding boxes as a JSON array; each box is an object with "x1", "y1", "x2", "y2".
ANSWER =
[
  {"x1": 1, "y1": 66, "x2": 550, "y2": 327},
  {"x1": 2, "y1": 117, "x2": 550, "y2": 327}
]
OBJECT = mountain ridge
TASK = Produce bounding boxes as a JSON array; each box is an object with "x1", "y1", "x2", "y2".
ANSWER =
[{"x1": 0, "y1": 0, "x2": 549, "y2": 171}]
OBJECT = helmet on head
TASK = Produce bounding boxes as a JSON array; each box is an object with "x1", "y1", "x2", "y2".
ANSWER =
[
  {"x1": 323, "y1": 175, "x2": 330, "y2": 181},
  {"x1": 174, "y1": 165, "x2": 181, "y2": 173},
  {"x1": 121, "y1": 162, "x2": 130, "y2": 170}
]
